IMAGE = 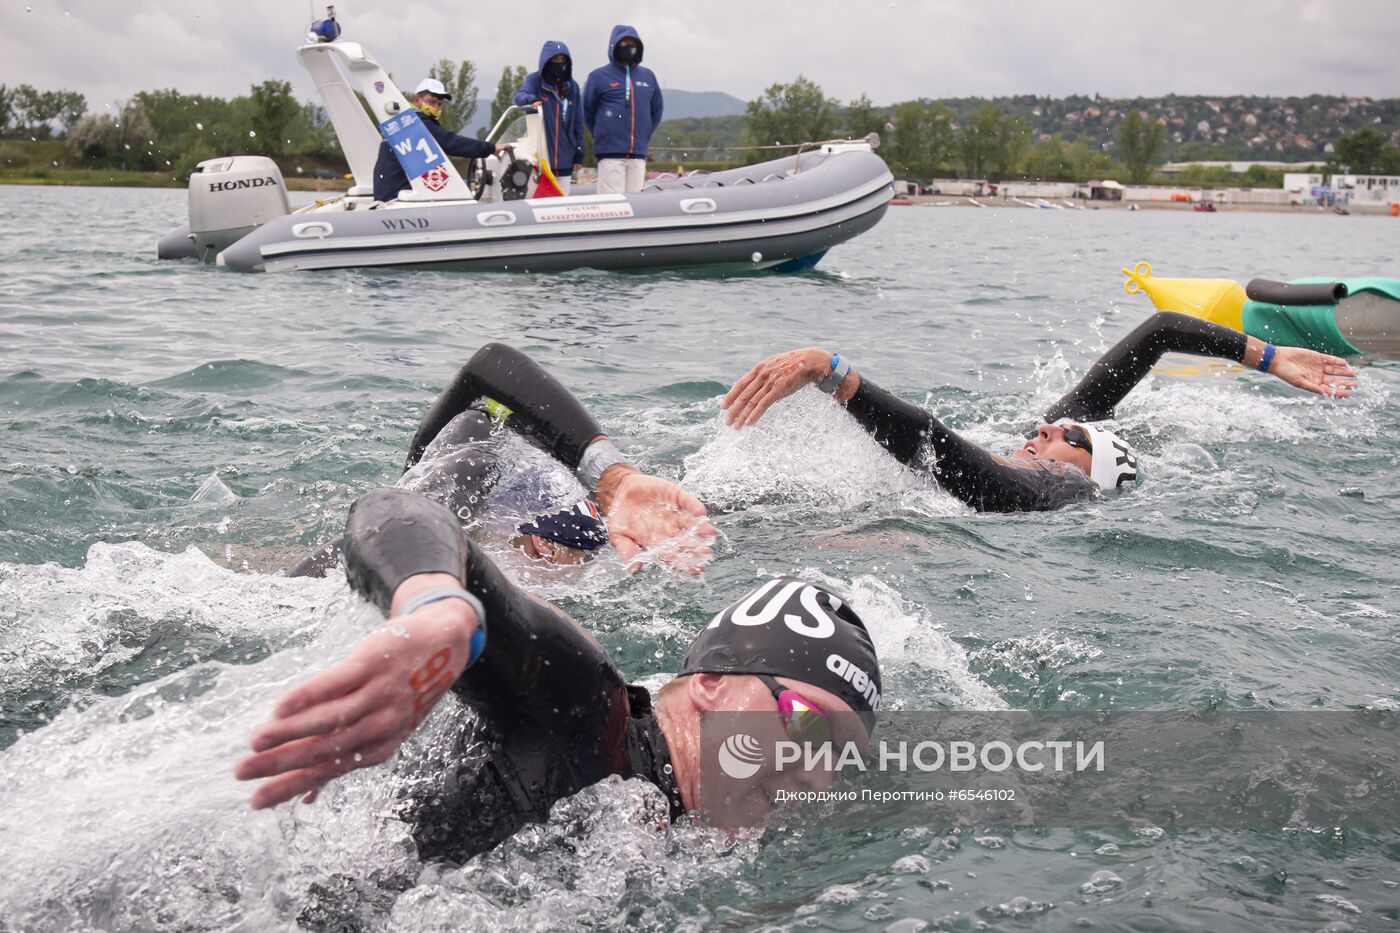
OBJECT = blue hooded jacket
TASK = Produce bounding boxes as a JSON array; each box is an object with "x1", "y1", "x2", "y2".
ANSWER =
[
  {"x1": 513, "y1": 40, "x2": 584, "y2": 177},
  {"x1": 583, "y1": 25, "x2": 664, "y2": 160}
]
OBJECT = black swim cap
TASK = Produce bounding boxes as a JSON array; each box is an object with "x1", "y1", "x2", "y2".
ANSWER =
[{"x1": 680, "y1": 577, "x2": 882, "y2": 732}]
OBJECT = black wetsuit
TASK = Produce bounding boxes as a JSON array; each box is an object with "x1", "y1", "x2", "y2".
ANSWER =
[
  {"x1": 287, "y1": 342, "x2": 607, "y2": 578},
  {"x1": 846, "y1": 312, "x2": 1249, "y2": 512},
  {"x1": 293, "y1": 344, "x2": 684, "y2": 864},
  {"x1": 343, "y1": 487, "x2": 682, "y2": 864}
]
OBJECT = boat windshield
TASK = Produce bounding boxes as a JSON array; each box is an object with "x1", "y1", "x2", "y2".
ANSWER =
[{"x1": 493, "y1": 112, "x2": 530, "y2": 147}]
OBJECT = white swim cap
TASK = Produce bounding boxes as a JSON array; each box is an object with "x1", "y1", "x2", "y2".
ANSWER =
[{"x1": 1081, "y1": 424, "x2": 1139, "y2": 492}]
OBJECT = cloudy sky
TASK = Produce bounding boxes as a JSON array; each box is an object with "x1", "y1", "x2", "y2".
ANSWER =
[{"x1": 3, "y1": 0, "x2": 1396, "y2": 108}]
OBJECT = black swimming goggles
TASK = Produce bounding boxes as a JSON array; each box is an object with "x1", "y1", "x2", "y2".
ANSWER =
[
  {"x1": 1061, "y1": 424, "x2": 1093, "y2": 455},
  {"x1": 1026, "y1": 423, "x2": 1094, "y2": 454}
]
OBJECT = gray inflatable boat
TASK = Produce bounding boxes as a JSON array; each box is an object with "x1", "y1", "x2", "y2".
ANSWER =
[
  {"x1": 221, "y1": 148, "x2": 890, "y2": 274},
  {"x1": 155, "y1": 35, "x2": 891, "y2": 275}
]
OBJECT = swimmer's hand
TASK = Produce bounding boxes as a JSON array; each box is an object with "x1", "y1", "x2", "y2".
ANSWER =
[
  {"x1": 596, "y1": 466, "x2": 716, "y2": 575},
  {"x1": 234, "y1": 573, "x2": 476, "y2": 809},
  {"x1": 1267, "y1": 346, "x2": 1357, "y2": 398},
  {"x1": 723, "y1": 347, "x2": 859, "y2": 427}
]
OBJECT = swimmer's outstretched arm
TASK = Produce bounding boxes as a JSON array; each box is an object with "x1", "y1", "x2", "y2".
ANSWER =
[
  {"x1": 290, "y1": 344, "x2": 559, "y2": 577},
  {"x1": 724, "y1": 349, "x2": 1095, "y2": 511},
  {"x1": 405, "y1": 342, "x2": 606, "y2": 472},
  {"x1": 238, "y1": 490, "x2": 482, "y2": 808},
  {"x1": 1042, "y1": 312, "x2": 1356, "y2": 423},
  {"x1": 408, "y1": 342, "x2": 715, "y2": 571},
  {"x1": 289, "y1": 344, "x2": 714, "y2": 576},
  {"x1": 238, "y1": 488, "x2": 632, "y2": 808}
]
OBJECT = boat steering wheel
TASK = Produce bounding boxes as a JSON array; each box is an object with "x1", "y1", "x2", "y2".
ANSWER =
[
  {"x1": 464, "y1": 145, "x2": 517, "y2": 201},
  {"x1": 465, "y1": 156, "x2": 490, "y2": 201}
]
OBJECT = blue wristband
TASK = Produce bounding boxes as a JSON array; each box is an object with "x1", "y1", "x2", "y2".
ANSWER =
[
  {"x1": 467, "y1": 625, "x2": 486, "y2": 668},
  {"x1": 395, "y1": 585, "x2": 488, "y2": 668},
  {"x1": 819, "y1": 353, "x2": 851, "y2": 393},
  {"x1": 1258, "y1": 343, "x2": 1276, "y2": 374}
]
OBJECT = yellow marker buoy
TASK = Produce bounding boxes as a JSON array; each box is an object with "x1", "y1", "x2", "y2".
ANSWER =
[{"x1": 1121, "y1": 260, "x2": 1246, "y2": 332}]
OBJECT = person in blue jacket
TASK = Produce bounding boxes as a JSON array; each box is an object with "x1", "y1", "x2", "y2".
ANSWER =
[
  {"x1": 514, "y1": 41, "x2": 584, "y2": 194},
  {"x1": 372, "y1": 78, "x2": 510, "y2": 203},
  {"x1": 583, "y1": 25, "x2": 664, "y2": 194}
]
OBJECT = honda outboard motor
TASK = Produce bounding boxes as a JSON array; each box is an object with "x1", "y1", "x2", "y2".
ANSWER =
[{"x1": 187, "y1": 156, "x2": 290, "y2": 263}]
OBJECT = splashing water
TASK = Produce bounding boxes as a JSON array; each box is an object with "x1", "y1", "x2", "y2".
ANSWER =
[{"x1": 3, "y1": 194, "x2": 1399, "y2": 929}]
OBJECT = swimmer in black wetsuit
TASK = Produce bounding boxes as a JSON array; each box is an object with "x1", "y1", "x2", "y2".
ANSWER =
[
  {"x1": 287, "y1": 343, "x2": 704, "y2": 575},
  {"x1": 237, "y1": 496, "x2": 882, "y2": 860},
  {"x1": 236, "y1": 346, "x2": 882, "y2": 864},
  {"x1": 723, "y1": 312, "x2": 1358, "y2": 512}
]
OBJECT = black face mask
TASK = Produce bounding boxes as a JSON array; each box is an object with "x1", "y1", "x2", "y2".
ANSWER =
[
  {"x1": 542, "y1": 60, "x2": 570, "y2": 84},
  {"x1": 615, "y1": 43, "x2": 640, "y2": 65}
]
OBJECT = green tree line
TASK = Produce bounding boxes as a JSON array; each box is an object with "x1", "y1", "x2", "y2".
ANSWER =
[
  {"x1": 728, "y1": 77, "x2": 1112, "y2": 182},
  {"x1": 8, "y1": 71, "x2": 1396, "y2": 186},
  {"x1": 2, "y1": 79, "x2": 343, "y2": 178},
  {"x1": 721, "y1": 77, "x2": 1400, "y2": 185},
  {"x1": 0, "y1": 84, "x2": 87, "y2": 139},
  {"x1": 0, "y1": 64, "x2": 468, "y2": 178},
  {"x1": 3, "y1": 62, "x2": 535, "y2": 180}
]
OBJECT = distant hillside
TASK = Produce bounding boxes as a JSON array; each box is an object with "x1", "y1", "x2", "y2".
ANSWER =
[
  {"x1": 464, "y1": 89, "x2": 743, "y2": 133},
  {"x1": 662, "y1": 90, "x2": 747, "y2": 120},
  {"x1": 445, "y1": 92, "x2": 1399, "y2": 163},
  {"x1": 941, "y1": 94, "x2": 1400, "y2": 162},
  {"x1": 648, "y1": 93, "x2": 1400, "y2": 163}
]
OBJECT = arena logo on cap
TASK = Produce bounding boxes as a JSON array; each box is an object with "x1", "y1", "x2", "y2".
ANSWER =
[{"x1": 827, "y1": 653, "x2": 881, "y2": 710}]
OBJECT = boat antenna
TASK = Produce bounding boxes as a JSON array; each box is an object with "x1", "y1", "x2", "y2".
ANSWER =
[{"x1": 308, "y1": 4, "x2": 341, "y2": 43}]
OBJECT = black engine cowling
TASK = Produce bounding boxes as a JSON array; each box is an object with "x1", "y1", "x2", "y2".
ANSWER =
[{"x1": 500, "y1": 158, "x2": 534, "y2": 201}]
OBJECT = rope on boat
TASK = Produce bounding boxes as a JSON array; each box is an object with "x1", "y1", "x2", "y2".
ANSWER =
[{"x1": 648, "y1": 133, "x2": 880, "y2": 154}]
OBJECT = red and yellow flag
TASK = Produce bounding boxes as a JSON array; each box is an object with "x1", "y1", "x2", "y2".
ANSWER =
[{"x1": 532, "y1": 153, "x2": 565, "y2": 198}]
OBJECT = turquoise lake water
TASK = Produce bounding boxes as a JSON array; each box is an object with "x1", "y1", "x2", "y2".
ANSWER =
[{"x1": 1, "y1": 183, "x2": 1398, "y2": 930}]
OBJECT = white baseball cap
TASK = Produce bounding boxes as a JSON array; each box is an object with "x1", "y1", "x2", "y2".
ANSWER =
[{"x1": 413, "y1": 78, "x2": 452, "y2": 100}]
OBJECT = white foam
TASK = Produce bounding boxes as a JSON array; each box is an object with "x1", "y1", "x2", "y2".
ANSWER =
[
  {"x1": 683, "y1": 392, "x2": 936, "y2": 512},
  {"x1": 0, "y1": 542, "x2": 340, "y2": 716},
  {"x1": 804, "y1": 570, "x2": 1007, "y2": 711},
  {"x1": 0, "y1": 562, "x2": 376, "y2": 929},
  {"x1": 389, "y1": 779, "x2": 749, "y2": 931}
]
